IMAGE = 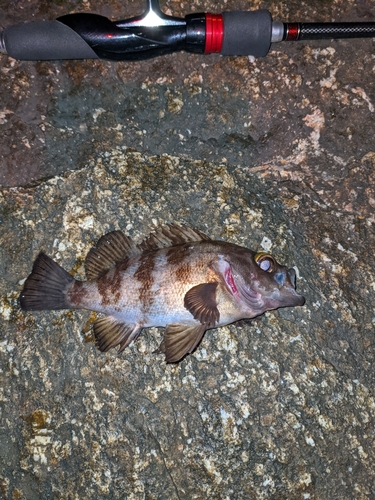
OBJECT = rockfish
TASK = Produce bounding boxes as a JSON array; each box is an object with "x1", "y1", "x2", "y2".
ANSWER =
[{"x1": 20, "y1": 224, "x2": 305, "y2": 363}]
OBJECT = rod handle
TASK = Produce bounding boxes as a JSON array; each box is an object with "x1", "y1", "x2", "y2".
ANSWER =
[
  {"x1": 0, "y1": 10, "x2": 274, "y2": 61},
  {"x1": 220, "y1": 10, "x2": 272, "y2": 57},
  {"x1": 1, "y1": 20, "x2": 99, "y2": 60}
]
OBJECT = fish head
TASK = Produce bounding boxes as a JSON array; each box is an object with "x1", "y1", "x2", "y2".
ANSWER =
[{"x1": 215, "y1": 248, "x2": 305, "y2": 318}]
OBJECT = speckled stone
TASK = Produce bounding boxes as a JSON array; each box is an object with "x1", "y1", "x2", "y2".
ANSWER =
[
  {"x1": 0, "y1": 147, "x2": 374, "y2": 499},
  {"x1": 1, "y1": 0, "x2": 375, "y2": 499}
]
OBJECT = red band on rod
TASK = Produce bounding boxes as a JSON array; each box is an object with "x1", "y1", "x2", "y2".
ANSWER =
[
  {"x1": 286, "y1": 23, "x2": 300, "y2": 41},
  {"x1": 205, "y1": 13, "x2": 224, "y2": 54}
]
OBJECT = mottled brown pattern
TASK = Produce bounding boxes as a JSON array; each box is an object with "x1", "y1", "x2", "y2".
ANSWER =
[
  {"x1": 175, "y1": 261, "x2": 191, "y2": 283},
  {"x1": 166, "y1": 243, "x2": 191, "y2": 266},
  {"x1": 97, "y1": 265, "x2": 124, "y2": 307},
  {"x1": 67, "y1": 281, "x2": 88, "y2": 307},
  {"x1": 134, "y1": 252, "x2": 156, "y2": 311},
  {"x1": 97, "y1": 274, "x2": 111, "y2": 307}
]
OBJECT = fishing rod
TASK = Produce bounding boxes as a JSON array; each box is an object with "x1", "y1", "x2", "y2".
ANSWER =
[{"x1": 1, "y1": 0, "x2": 374, "y2": 61}]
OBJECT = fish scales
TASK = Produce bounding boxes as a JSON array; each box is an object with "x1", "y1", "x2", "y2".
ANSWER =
[
  {"x1": 19, "y1": 224, "x2": 305, "y2": 363},
  {"x1": 76, "y1": 244, "x2": 218, "y2": 325}
]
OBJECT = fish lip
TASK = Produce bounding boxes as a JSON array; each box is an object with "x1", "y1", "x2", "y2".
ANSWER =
[
  {"x1": 287, "y1": 268, "x2": 297, "y2": 288},
  {"x1": 286, "y1": 268, "x2": 305, "y2": 306},
  {"x1": 289, "y1": 292, "x2": 305, "y2": 307},
  {"x1": 267, "y1": 269, "x2": 306, "y2": 309},
  {"x1": 269, "y1": 288, "x2": 305, "y2": 309}
]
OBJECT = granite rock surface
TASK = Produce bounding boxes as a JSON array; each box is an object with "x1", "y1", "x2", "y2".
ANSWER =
[{"x1": 1, "y1": 0, "x2": 375, "y2": 499}]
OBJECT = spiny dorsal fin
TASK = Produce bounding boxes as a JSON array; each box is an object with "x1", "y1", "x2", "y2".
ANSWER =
[
  {"x1": 139, "y1": 223, "x2": 211, "y2": 252},
  {"x1": 184, "y1": 283, "x2": 220, "y2": 327},
  {"x1": 85, "y1": 230, "x2": 138, "y2": 280},
  {"x1": 93, "y1": 316, "x2": 141, "y2": 353},
  {"x1": 155, "y1": 323, "x2": 207, "y2": 363}
]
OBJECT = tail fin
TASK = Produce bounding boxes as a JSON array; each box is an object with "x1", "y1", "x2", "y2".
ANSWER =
[{"x1": 20, "y1": 252, "x2": 75, "y2": 311}]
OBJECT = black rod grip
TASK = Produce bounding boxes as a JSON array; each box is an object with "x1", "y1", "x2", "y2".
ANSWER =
[
  {"x1": 221, "y1": 10, "x2": 272, "y2": 57},
  {"x1": 3, "y1": 20, "x2": 99, "y2": 60}
]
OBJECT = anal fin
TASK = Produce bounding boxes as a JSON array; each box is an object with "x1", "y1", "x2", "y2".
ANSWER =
[
  {"x1": 93, "y1": 316, "x2": 141, "y2": 353},
  {"x1": 155, "y1": 323, "x2": 207, "y2": 363}
]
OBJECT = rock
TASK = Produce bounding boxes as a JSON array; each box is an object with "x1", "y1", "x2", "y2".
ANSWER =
[{"x1": 0, "y1": 146, "x2": 374, "y2": 499}]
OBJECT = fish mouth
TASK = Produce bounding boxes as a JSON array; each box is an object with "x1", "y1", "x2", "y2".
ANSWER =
[
  {"x1": 283, "y1": 290, "x2": 305, "y2": 307},
  {"x1": 222, "y1": 261, "x2": 305, "y2": 311},
  {"x1": 268, "y1": 287, "x2": 305, "y2": 309},
  {"x1": 276, "y1": 268, "x2": 305, "y2": 308},
  {"x1": 288, "y1": 268, "x2": 297, "y2": 288},
  {"x1": 256, "y1": 267, "x2": 305, "y2": 310},
  {"x1": 288, "y1": 268, "x2": 305, "y2": 305}
]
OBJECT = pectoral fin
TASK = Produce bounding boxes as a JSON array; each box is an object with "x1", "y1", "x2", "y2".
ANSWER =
[
  {"x1": 93, "y1": 317, "x2": 141, "y2": 353},
  {"x1": 184, "y1": 283, "x2": 220, "y2": 326},
  {"x1": 155, "y1": 323, "x2": 207, "y2": 363}
]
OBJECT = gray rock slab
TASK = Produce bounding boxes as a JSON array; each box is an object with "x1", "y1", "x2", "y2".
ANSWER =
[{"x1": 1, "y1": 148, "x2": 374, "y2": 499}]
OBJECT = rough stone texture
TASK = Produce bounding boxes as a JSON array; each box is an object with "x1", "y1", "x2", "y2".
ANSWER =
[{"x1": 0, "y1": 0, "x2": 375, "y2": 499}]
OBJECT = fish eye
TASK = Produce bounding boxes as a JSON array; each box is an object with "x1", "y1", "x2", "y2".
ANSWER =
[{"x1": 255, "y1": 253, "x2": 276, "y2": 273}]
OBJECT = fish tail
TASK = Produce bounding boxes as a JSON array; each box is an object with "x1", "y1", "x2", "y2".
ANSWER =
[{"x1": 20, "y1": 252, "x2": 75, "y2": 311}]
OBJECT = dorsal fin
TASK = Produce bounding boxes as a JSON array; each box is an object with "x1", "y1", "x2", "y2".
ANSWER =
[
  {"x1": 85, "y1": 230, "x2": 138, "y2": 280},
  {"x1": 139, "y1": 223, "x2": 211, "y2": 252}
]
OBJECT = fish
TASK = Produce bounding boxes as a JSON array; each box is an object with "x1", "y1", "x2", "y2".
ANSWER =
[{"x1": 19, "y1": 224, "x2": 305, "y2": 363}]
